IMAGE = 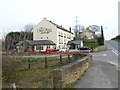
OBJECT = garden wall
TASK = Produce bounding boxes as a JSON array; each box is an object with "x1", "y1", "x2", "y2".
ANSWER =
[
  {"x1": 52, "y1": 54, "x2": 92, "y2": 88},
  {"x1": 94, "y1": 44, "x2": 109, "y2": 52}
]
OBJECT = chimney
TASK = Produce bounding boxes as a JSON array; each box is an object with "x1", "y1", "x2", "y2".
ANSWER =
[
  {"x1": 43, "y1": 17, "x2": 47, "y2": 20},
  {"x1": 69, "y1": 27, "x2": 71, "y2": 32}
]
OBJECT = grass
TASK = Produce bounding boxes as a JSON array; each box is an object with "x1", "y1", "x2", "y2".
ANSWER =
[
  {"x1": 2, "y1": 55, "x2": 77, "y2": 88},
  {"x1": 84, "y1": 42, "x2": 99, "y2": 48},
  {"x1": 16, "y1": 68, "x2": 53, "y2": 88},
  {"x1": 16, "y1": 57, "x2": 44, "y2": 61},
  {"x1": 113, "y1": 39, "x2": 120, "y2": 42}
]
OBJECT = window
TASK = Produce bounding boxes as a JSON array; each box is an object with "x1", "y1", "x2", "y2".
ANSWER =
[
  {"x1": 59, "y1": 45, "x2": 61, "y2": 48},
  {"x1": 36, "y1": 45, "x2": 43, "y2": 50},
  {"x1": 59, "y1": 38, "x2": 61, "y2": 44},
  {"x1": 67, "y1": 34, "x2": 70, "y2": 39},
  {"x1": 67, "y1": 34, "x2": 69, "y2": 39},
  {"x1": 47, "y1": 45, "x2": 50, "y2": 48},
  {"x1": 64, "y1": 34, "x2": 66, "y2": 38},
  {"x1": 36, "y1": 45, "x2": 39, "y2": 50},
  {"x1": 61, "y1": 33, "x2": 63, "y2": 37},
  {"x1": 40, "y1": 45, "x2": 43, "y2": 50},
  {"x1": 61, "y1": 39, "x2": 63, "y2": 44},
  {"x1": 58, "y1": 32, "x2": 60, "y2": 37},
  {"x1": 64, "y1": 39, "x2": 66, "y2": 44}
]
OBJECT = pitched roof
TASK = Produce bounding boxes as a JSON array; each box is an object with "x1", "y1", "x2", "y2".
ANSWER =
[
  {"x1": 32, "y1": 40, "x2": 55, "y2": 45},
  {"x1": 16, "y1": 40, "x2": 55, "y2": 46},
  {"x1": 67, "y1": 40, "x2": 82, "y2": 45},
  {"x1": 48, "y1": 20, "x2": 73, "y2": 34}
]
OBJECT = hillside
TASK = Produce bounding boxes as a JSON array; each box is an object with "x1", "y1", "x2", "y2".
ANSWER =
[{"x1": 111, "y1": 35, "x2": 120, "y2": 42}]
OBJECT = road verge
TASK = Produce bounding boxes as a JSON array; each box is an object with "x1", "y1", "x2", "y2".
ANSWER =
[{"x1": 93, "y1": 44, "x2": 110, "y2": 52}]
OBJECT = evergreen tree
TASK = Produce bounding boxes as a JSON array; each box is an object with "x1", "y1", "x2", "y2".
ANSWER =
[
  {"x1": 101, "y1": 26, "x2": 104, "y2": 38},
  {"x1": 101, "y1": 26, "x2": 104, "y2": 45},
  {"x1": 97, "y1": 26, "x2": 104, "y2": 46},
  {"x1": 5, "y1": 31, "x2": 33, "y2": 50}
]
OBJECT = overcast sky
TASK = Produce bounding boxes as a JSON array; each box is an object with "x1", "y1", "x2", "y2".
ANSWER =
[{"x1": 0, "y1": 0, "x2": 119, "y2": 40}]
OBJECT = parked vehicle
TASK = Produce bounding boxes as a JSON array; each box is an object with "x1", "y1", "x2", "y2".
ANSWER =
[
  {"x1": 46, "y1": 48, "x2": 55, "y2": 52},
  {"x1": 12, "y1": 48, "x2": 17, "y2": 51},
  {"x1": 78, "y1": 46, "x2": 92, "y2": 52},
  {"x1": 59, "y1": 47, "x2": 69, "y2": 52}
]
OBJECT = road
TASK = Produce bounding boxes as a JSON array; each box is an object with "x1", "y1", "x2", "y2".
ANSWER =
[
  {"x1": 105, "y1": 40, "x2": 119, "y2": 55},
  {"x1": 74, "y1": 40, "x2": 119, "y2": 88},
  {"x1": 105, "y1": 40, "x2": 119, "y2": 67}
]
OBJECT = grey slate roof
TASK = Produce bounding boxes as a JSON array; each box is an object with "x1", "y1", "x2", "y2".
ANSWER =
[
  {"x1": 48, "y1": 20, "x2": 73, "y2": 34},
  {"x1": 16, "y1": 40, "x2": 55, "y2": 46},
  {"x1": 67, "y1": 40, "x2": 82, "y2": 45}
]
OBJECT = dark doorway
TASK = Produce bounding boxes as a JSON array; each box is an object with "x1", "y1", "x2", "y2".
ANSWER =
[{"x1": 71, "y1": 43, "x2": 75, "y2": 49}]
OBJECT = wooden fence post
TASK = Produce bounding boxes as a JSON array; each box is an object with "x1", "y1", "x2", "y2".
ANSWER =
[
  {"x1": 60, "y1": 55, "x2": 62, "y2": 65},
  {"x1": 68, "y1": 54, "x2": 70, "y2": 63},
  {"x1": 28, "y1": 59, "x2": 31, "y2": 70},
  {"x1": 10, "y1": 83, "x2": 16, "y2": 90},
  {"x1": 45, "y1": 57, "x2": 47, "y2": 69},
  {"x1": 74, "y1": 54, "x2": 77, "y2": 61}
]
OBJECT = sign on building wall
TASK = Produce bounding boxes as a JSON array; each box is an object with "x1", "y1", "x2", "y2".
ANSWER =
[{"x1": 37, "y1": 27, "x2": 52, "y2": 34}]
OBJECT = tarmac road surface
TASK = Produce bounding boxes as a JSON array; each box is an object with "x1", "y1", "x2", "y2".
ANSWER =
[{"x1": 74, "y1": 46, "x2": 118, "y2": 88}]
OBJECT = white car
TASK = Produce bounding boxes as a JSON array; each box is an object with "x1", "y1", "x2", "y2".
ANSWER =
[{"x1": 59, "y1": 47, "x2": 69, "y2": 52}]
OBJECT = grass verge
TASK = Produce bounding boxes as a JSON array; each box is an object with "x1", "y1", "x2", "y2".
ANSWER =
[{"x1": 2, "y1": 55, "x2": 77, "y2": 88}]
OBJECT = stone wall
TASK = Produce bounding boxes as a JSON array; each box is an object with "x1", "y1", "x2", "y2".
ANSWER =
[
  {"x1": 94, "y1": 44, "x2": 109, "y2": 52},
  {"x1": 52, "y1": 54, "x2": 92, "y2": 88}
]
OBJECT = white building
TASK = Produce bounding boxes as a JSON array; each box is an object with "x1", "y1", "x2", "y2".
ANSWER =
[
  {"x1": 32, "y1": 18, "x2": 74, "y2": 51},
  {"x1": 80, "y1": 27, "x2": 95, "y2": 40}
]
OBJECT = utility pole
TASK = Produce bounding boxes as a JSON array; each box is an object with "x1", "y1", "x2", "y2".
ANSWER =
[
  {"x1": 75, "y1": 16, "x2": 78, "y2": 37},
  {"x1": 75, "y1": 16, "x2": 78, "y2": 29}
]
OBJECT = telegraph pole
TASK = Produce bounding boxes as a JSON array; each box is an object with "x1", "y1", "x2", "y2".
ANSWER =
[
  {"x1": 75, "y1": 16, "x2": 78, "y2": 37},
  {"x1": 75, "y1": 16, "x2": 78, "y2": 28}
]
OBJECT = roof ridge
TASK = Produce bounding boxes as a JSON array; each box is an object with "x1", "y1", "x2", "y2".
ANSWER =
[
  {"x1": 47, "y1": 20, "x2": 72, "y2": 32},
  {"x1": 45, "y1": 19, "x2": 73, "y2": 34}
]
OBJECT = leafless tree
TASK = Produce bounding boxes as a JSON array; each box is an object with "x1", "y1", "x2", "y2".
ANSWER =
[
  {"x1": 24, "y1": 24, "x2": 35, "y2": 32},
  {"x1": 73, "y1": 24, "x2": 85, "y2": 37}
]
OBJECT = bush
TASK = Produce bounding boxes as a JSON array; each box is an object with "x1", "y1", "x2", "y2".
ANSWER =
[
  {"x1": 83, "y1": 39, "x2": 99, "y2": 48},
  {"x1": 97, "y1": 37, "x2": 104, "y2": 46}
]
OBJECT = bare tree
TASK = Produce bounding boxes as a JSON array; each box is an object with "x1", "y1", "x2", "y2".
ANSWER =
[
  {"x1": 73, "y1": 24, "x2": 85, "y2": 37},
  {"x1": 78, "y1": 25, "x2": 85, "y2": 32},
  {"x1": 24, "y1": 24, "x2": 34, "y2": 32}
]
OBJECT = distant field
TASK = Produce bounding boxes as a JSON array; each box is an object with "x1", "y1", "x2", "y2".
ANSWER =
[{"x1": 114, "y1": 39, "x2": 120, "y2": 42}]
